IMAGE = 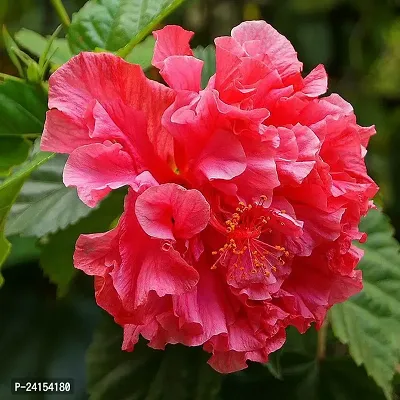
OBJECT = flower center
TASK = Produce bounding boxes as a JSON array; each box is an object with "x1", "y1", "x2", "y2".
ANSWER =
[{"x1": 211, "y1": 197, "x2": 290, "y2": 280}]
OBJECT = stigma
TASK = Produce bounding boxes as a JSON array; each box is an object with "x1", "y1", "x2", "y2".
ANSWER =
[{"x1": 211, "y1": 196, "x2": 290, "y2": 281}]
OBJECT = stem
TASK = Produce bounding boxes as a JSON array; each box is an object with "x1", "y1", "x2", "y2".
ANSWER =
[
  {"x1": 50, "y1": 0, "x2": 71, "y2": 29},
  {"x1": 0, "y1": 133, "x2": 41, "y2": 139},
  {"x1": 0, "y1": 72, "x2": 25, "y2": 83},
  {"x1": 116, "y1": 0, "x2": 185, "y2": 59},
  {"x1": 317, "y1": 320, "x2": 329, "y2": 361}
]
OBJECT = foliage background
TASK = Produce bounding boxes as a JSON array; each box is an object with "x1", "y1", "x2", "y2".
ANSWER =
[{"x1": 1, "y1": 0, "x2": 400, "y2": 399}]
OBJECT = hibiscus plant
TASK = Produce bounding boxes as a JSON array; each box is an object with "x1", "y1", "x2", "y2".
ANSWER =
[{"x1": 0, "y1": 0, "x2": 399, "y2": 399}]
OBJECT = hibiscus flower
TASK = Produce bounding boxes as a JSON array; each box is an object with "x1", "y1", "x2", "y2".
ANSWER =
[{"x1": 41, "y1": 20, "x2": 378, "y2": 372}]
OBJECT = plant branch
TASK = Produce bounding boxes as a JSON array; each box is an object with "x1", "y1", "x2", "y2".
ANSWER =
[
  {"x1": 0, "y1": 133, "x2": 41, "y2": 139},
  {"x1": 0, "y1": 72, "x2": 25, "y2": 83},
  {"x1": 50, "y1": 0, "x2": 71, "y2": 29},
  {"x1": 317, "y1": 319, "x2": 329, "y2": 361}
]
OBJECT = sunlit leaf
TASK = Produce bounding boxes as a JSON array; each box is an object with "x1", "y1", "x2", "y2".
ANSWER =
[
  {"x1": 330, "y1": 209, "x2": 400, "y2": 399},
  {"x1": 125, "y1": 35, "x2": 155, "y2": 69},
  {"x1": 6, "y1": 155, "x2": 91, "y2": 238},
  {"x1": 40, "y1": 191, "x2": 125, "y2": 297},
  {"x1": 68, "y1": 0, "x2": 187, "y2": 54}
]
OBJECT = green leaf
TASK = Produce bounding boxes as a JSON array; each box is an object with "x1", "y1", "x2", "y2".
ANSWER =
[
  {"x1": 0, "y1": 80, "x2": 47, "y2": 175},
  {"x1": 86, "y1": 313, "x2": 222, "y2": 400},
  {"x1": 125, "y1": 35, "x2": 155, "y2": 70},
  {"x1": 68, "y1": 0, "x2": 187, "y2": 54},
  {"x1": 2, "y1": 236, "x2": 40, "y2": 269},
  {"x1": 6, "y1": 154, "x2": 92, "y2": 238},
  {"x1": 283, "y1": 357, "x2": 386, "y2": 400},
  {"x1": 0, "y1": 150, "x2": 54, "y2": 285},
  {"x1": 194, "y1": 45, "x2": 216, "y2": 89},
  {"x1": 0, "y1": 137, "x2": 31, "y2": 177},
  {"x1": 2, "y1": 25, "x2": 24, "y2": 77},
  {"x1": 222, "y1": 326, "x2": 385, "y2": 400},
  {"x1": 266, "y1": 352, "x2": 283, "y2": 380},
  {"x1": 330, "y1": 209, "x2": 400, "y2": 399},
  {"x1": 40, "y1": 190, "x2": 125, "y2": 297},
  {"x1": 15, "y1": 28, "x2": 73, "y2": 66},
  {"x1": 223, "y1": 356, "x2": 384, "y2": 400},
  {"x1": 276, "y1": 329, "x2": 383, "y2": 399}
]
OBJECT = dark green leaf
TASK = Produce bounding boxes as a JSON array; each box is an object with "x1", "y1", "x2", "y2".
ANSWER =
[
  {"x1": 221, "y1": 327, "x2": 385, "y2": 400},
  {"x1": 68, "y1": 0, "x2": 187, "y2": 54},
  {"x1": 0, "y1": 137, "x2": 31, "y2": 177},
  {"x1": 266, "y1": 352, "x2": 283, "y2": 380},
  {"x1": 2, "y1": 236, "x2": 40, "y2": 269},
  {"x1": 40, "y1": 190, "x2": 125, "y2": 297},
  {"x1": 0, "y1": 263, "x2": 99, "y2": 399},
  {"x1": 0, "y1": 80, "x2": 47, "y2": 175},
  {"x1": 87, "y1": 314, "x2": 222, "y2": 400},
  {"x1": 330, "y1": 209, "x2": 400, "y2": 399},
  {"x1": 288, "y1": 357, "x2": 386, "y2": 400},
  {"x1": 0, "y1": 80, "x2": 47, "y2": 134},
  {"x1": 6, "y1": 154, "x2": 92, "y2": 238},
  {"x1": 194, "y1": 45, "x2": 216, "y2": 89},
  {"x1": 222, "y1": 358, "x2": 385, "y2": 400}
]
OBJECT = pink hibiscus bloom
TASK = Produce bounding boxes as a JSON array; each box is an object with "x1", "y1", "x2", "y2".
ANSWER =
[{"x1": 41, "y1": 20, "x2": 378, "y2": 372}]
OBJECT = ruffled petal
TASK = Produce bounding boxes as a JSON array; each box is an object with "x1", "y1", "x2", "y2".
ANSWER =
[
  {"x1": 195, "y1": 130, "x2": 247, "y2": 181},
  {"x1": 111, "y1": 190, "x2": 199, "y2": 312},
  {"x1": 42, "y1": 52, "x2": 175, "y2": 162},
  {"x1": 276, "y1": 124, "x2": 320, "y2": 185},
  {"x1": 135, "y1": 183, "x2": 210, "y2": 240},
  {"x1": 152, "y1": 26, "x2": 203, "y2": 91},
  {"x1": 63, "y1": 142, "x2": 136, "y2": 207},
  {"x1": 41, "y1": 109, "x2": 93, "y2": 153},
  {"x1": 152, "y1": 25, "x2": 194, "y2": 69},
  {"x1": 160, "y1": 56, "x2": 203, "y2": 92},
  {"x1": 277, "y1": 242, "x2": 363, "y2": 330},
  {"x1": 74, "y1": 227, "x2": 120, "y2": 276},
  {"x1": 74, "y1": 189, "x2": 199, "y2": 325},
  {"x1": 233, "y1": 136, "x2": 280, "y2": 202},
  {"x1": 231, "y1": 21, "x2": 302, "y2": 77},
  {"x1": 61, "y1": 97, "x2": 174, "y2": 206},
  {"x1": 302, "y1": 64, "x2": 328, "y2": 97}
]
